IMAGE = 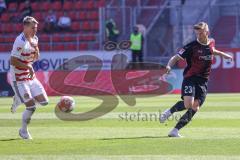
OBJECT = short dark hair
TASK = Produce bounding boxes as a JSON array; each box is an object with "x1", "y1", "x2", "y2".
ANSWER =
[{"x1": 23, "y1": 16, "x2": 38, "y2": 26}]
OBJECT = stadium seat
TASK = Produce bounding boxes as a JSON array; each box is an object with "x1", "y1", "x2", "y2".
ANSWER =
[
  {"x1": 53, "y1": 44, "x2": 64, "y2": 51},
  {"x1": 31, "y1": 2, "x2": 39, "y2": 11},
  {"x1": 92, "y1": 21, "x2": 99, "y2": 30},
  {"x1": 8, "y1": 2, "x2": 18, "y2": 12},
  {"x1": 39, "y1": 43, "x2": 51, "y2": 51},
  {"x1": 18, "y1": 2, "x2": 25, "y2": 11},
  {"x1": 85, "y1": 1, "x2": 94, "y2": 9},
  {"x1": 82, "y1": 22, "x2": 91, "y2": 31},
  {"x1": 0, "y1": 13, "x2": 9, "y2": 22},
  {"x1": 97, "y1": 0, "x2": 105, "y2": 7},
  {"x1": 0, "y1": 37, "x2": 5, "y2": 43},
  {"x1": 71, "y1": 22, "x2": 81, "y2": 31},
  {"x1": 68, "y1": 11, "x2": 77, "y2": 21},
  {"x1": 39, "y1": 34, "x2": 50, "y2": 42},
  {"x1": 34, "y1": 12, "x2": 44, "y2": 21},
  {"x1": 63, "y1": 35, "x2": 76, "y2": 42},
  {"x1": 63, "y1": 1, "x2": 73, "y2": 10},
  {"x1": 79, "y1": 43, "x2": 88, "y2": 50},
  {"x1": 81, "y1": 35, "x2": 96, "y2": 41},
  {"x1": 43, "y1": 2, "x2": 51, "y2": 11},
  {"x1": 2, "y1": 24, "x2": 14, "y2": 33},
  {"x1": 38, "y1": 23, "x2": 44, "y2": 32},
  {"x1": 65, "y1": 43, "x2": 77, "y2": 50},
  {"x1": 75, "y1": 1, "x2": 84, "y2": 10},
  {"x1": 52, "y1": 34, "x2": 62, "y2": 42},
  {"x1": 88, "y1": 11, "x2": 99, "y2": 20},
  {"x1": 78, "y1": 12, "x2": 87, "y2": 20},
  {"x1": 51, "y1": 1, "x2": 62, "y2": 11},
  {"x1": 4, "y1": 36, "x2": 15, "y2": 43},
  {"x1": 15, "y1": 23, "x2": 22, "y2": 33}
]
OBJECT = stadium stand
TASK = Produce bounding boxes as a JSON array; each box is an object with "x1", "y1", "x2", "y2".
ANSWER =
[{"x1": 0, "y1": 0, "x2": 105, "y2": 51}]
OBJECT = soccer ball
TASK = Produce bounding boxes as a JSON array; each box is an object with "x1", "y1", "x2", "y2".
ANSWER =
[{"x1": 57, "y1": 96, "x2": 75, "y2": 112}]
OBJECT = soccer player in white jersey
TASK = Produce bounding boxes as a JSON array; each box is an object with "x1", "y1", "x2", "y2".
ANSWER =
[{"x1": 10, "y1": 16, "x2": 49, "y2": 140}]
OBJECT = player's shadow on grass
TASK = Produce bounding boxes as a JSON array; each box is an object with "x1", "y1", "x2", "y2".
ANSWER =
[
  {"x1": 0, "y1": 138, "x2": 21, "y2": 141},
  {"x1": 100, "y1": 136, "x2": 169, "y2": 140}
]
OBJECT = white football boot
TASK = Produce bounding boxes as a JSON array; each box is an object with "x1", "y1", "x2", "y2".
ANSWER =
[
  {"x1": 168, "y1": 128, "x2": 182, "y2": 138},
  {"x1": 160, "y1": 109, "x2": 172, "y2": 123},
  {"x1": 19, "y1": 128, "x2": 32, "y2": 140},
  {"x1": 11, "y1": 95, "x2": 21, "y2": 113}
]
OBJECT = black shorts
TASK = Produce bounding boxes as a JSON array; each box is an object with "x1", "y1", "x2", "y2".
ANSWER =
[{"x1": 181, "y1": 76, "x2": 208, "y2": 106}]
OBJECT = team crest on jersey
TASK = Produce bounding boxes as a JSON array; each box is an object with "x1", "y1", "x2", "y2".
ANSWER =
[
  {"x1": 178, "y1": 48, "x2": 185, "y2": 55},
  {"x1": 24, "y1": 93, "x2": 30, "y2": 100}
]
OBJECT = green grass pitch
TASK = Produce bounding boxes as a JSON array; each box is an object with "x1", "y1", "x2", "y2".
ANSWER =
[{"x1": 0, "y1": 94, "x2": 240, "y2": 160}]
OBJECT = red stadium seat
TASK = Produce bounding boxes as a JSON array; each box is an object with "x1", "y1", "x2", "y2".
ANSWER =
[
  {"x1": 82, "y1": 22, "x2": 91, "y2": 31},
  {"x1": 51, "y1": 1, "x2": 62, "y2": 11},
  {"x1": 18, "y1": 2, "x2": 25, "y2": 11},
  {"x1": 65, "y1": 43, "x2": 77, "y2": 50},
  {"x1": 1, "y1": 13, "x2": 9, "y2": 22},
  {"x1": 88, "y1": 11, "x2": 99, "y2": 20},
  {"x1": 68, "y1": 11, "x2": 77, "y2": 21},
  {"x1": 79, "y1": 43, "x2": 88, "y2": 50},
  {"x1": 85, "y1": 35, "x2": 96, "y2": 41},
  {"x1": 56, "y1": 11, "x2": 63, "y2": 18},
  {"x1": 52, "y1": 34, "x2": 62, "y2": 42},
  {"x1": 92, "y1": 21, "x2": 99, "y2": 30},
  {"x1": 31, "y1": 2, "x2": 39, "y2": 11},
  {"x1": 63, "y1": 1, "x2": 73, "y2": 10},
  {"x1": 2, "y1": 24, "x2": 14, "y2": 33},
  {"x1": 97, "y1": 0, "x2": 105, "y2": 7},
  {"x1": 42, "y1": 2, "x2": 51, "y2": 11},
  {"x1": 4, "y1": 36, "x2": 15, "y2": 43},
  {"x1": 53, "y1": 44, "x2": 64, "y2": 51},
  {"x1": 75, "y1": 1, "x2": 84, "y2": 10},
  {"x1": 78, "y1": 12, "x2": 87, "y2": 20},
  {"x1": 63, "y1": 35, "x2": 76, "y2": 42},
  {"x1": 2, "y1": 44, "x2": 12, "y2": 52},
  {"x1": 0, "y1": 37, "x2": 5, "y2": 43},
  {"x1": 8, "y1": 2, "x2": 18, "y2": 11},
  {"x1": 71, "y1": 22, "x2": 80, "y2": 31},
  {"x1": 39, "y1": 43, "x2": 51, "y2": 51},
  {"x1": 85, "y1": 1, "x2": 94, "y2": 9},
  {"x1": 39, "y1": 34, "x2": 50, "y2": 42},
  {"x1": 79, "y1": 35, "x2": 95, "y2": 41},
  {"x1": 38, "y1": 23, "x2": 44, "y2": 32},
  {"x1": 34, "y1": 12, "x2": 44, "y2": 21},
  {"x1": 15, "y1": 23, "x2": 22, "y2": 33}
]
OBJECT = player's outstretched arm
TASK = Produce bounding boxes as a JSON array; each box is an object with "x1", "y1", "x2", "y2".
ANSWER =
[
  {"x1": 213, "y1": 48, "x2": 233, "y2": 61},
  {"x1": 166, "y1": 55, "x2": 181, "y2": 73}
]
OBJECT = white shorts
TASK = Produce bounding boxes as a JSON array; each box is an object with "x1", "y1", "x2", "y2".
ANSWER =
[{"x1": 11, "y1": 78, "x2": 48, "y2": 103}]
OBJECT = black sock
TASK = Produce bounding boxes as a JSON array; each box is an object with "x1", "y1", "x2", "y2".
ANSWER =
[
  {"x1": 175, "y1": 108, "x2": 196, "y2": 130},
  {"x1": 170, "y1": 101, "x2": 186, "y2": 114}
]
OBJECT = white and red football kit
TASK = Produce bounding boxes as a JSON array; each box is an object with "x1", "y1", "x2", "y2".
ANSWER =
[{"x1": 10, "y1": 32, "x2": 47, "y2": 103}]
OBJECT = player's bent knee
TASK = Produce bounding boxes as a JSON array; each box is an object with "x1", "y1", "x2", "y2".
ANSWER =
[
  {"x1": 192, "y1": 106, "x2": 199, "y2": 112},
  {"x1": 24, "y1": 99, "x2": 36, "y2": 107},
  {"x1": 184, "y1": 101, "x2": 194, "y2": 109}
]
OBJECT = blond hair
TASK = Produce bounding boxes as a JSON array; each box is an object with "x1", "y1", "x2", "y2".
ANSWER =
[
  {"x1": 23, "y1": 16, "x2": 38, "y2": 26},
  {"x1": 193, "y1": 22, "x2": 209, "y2": 32}
]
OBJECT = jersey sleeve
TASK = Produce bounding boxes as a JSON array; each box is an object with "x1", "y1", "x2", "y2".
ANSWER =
[
  {"x1": 11, "y1": 37, "x2": 25, "y2": 59},
  {"x1": 177, "y1": 43, "x2": 192, "y2": 59}
]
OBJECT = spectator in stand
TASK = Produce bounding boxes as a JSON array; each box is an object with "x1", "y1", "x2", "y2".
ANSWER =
[
  {"x1": 57, "y1": 12, "x2": 71, "y2": 31},
  {"x1": 19, "y1": 0, "x2": 32, "y2": 22},
  {"x1": 105, "y1": 18, "x2": 119, "y2": 43},
  {"x1": 44, "y1": 10, "x2": 57, "y2": 33},
  {"x1": 0, "y1": 0, "x2": 6, "y2": 16}
]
